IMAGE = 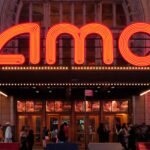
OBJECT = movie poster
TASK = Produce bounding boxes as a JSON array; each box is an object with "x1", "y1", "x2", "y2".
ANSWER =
[
  {"x1": 92, "y1": 101, "x2": 100, "y2": 111},
  {"x1": 75, "y1": 101, "x2": 84, "y2": 112},
  {"x1": 17, "y1": 101, "x2": 25, "y2": 112},
  {"x1": 63, "y1": 102, "x2": 71, "y2": 112},
  {"x1": 46, "y1": 101, "x2": 55, "y2": 112},
  {"x1": 103, "y1": 101, "x2": 112, "y2": 112},
  {"x1": 26, "y1": 101, "x2": 34, "y2": 112},
  {"x1": 55, "y1": 101, "x2": 63, "y2": 112}
]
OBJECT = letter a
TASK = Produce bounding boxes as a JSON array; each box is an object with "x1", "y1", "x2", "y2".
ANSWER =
[{"x1": 0, "y1": 23, "x2": 40, "y2": 65}]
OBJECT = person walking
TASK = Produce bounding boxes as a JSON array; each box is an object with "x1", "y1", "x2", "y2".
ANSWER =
[
  {"x1": 58, "y1": 124, "x2": 66, "y2": 143},
  {"x1": 97, "y1": 123, "x2": 107, "y2": 142},
  {"x1": 42, "y1": 126, "x2": 49, "y2": 149},
  {"x1": 118, "y1": 123, "x2": 128, "y2": 150},
  {"x1": 4, "y1": 122, "x2": 12, "y2": 143},
  {"x1": 20, "y1": 126, "x2": 28, "y2": 150},
  {"x1": 27, "y1": 129, "x2": 34, "y2": 150}
]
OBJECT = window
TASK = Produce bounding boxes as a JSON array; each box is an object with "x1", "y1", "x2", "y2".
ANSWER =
[
  {"x1": 50, "y1": 2, "x2": 60, "y2": 25},
  {"x1": 19, "y1": 3, "x2": 29, "y2": 23},
  {"x1": 86, "y1": 3, "x2": 95, "y2": 23},
  {"x1": 102, "y1": 4, "x2": 113, "y2": 26},
  {"x1": 116, "y1": 4, "x2": 126, "y2": 26},
  {"x1": 74, "y1": 2, "x2": 83, "y2": 27},
  {"x1": 32, "y1": 3, "x2": 44, "y2": 26},
  {"x1": 62, "y1": 2, "x2": 71, "y2": 22}
]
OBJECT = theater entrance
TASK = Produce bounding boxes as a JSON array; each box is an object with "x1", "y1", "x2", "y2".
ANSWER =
[
  {"x1": 104, "y1": 114, "x2": 128, "y2": 142},
  {"x1": 18, "y1": 115, "x2": 42, "y2": 144},
  {"x1": 75, "y1": 115, "x2": 99, "y2": 150},
  {"x1": 46, "y1": 114, "x2": 71, "y2": 141}
]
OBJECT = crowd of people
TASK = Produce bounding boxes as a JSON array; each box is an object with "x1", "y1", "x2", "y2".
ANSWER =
[
  {"x1": 1, "y1": 121, "x2": 150, "y2": 150},
  {"x1": 42, "y1": 122, "x2": 69, "y2": 149},
  {"x1": 97, "y1": 122, "x2": 150, "y2": 150}
]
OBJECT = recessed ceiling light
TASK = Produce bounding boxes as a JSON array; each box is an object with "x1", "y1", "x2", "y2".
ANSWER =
[
  {"x1": 111, "y1": 86, "x2": 115, "y2": 89},
  {"x1": 49, "y1": 90, "x2": 52, "y2": 93},
  {"x1": 35, "y1": 90, "x2": 39, "y2": 93},
  {"x1": 94, "y1": 90, "x2": 98, "y2": 93},
  {"x1": 97, "y1": 86, "x2": 101, "y2": 89},
  {"x1": 107, "y1": 90, "x2": 111, "y2": 93}
]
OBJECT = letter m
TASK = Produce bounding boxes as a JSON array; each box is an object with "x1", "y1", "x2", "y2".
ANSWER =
[{"x1": 46, "y1": 23, "x2": 113, "y2": 65}]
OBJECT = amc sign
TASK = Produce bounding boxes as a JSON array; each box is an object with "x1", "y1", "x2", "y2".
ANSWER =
[{"x1": 0, "y1": 22, "x2": 150, "y2": 66}]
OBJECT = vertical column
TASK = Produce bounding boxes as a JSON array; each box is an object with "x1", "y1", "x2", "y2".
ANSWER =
[
  {"x1": 10, "y1": 96, "x2": 15, "y2": 125},
  {"x1": 145, "y1": 93, "x2": 150, "y2": 125}
]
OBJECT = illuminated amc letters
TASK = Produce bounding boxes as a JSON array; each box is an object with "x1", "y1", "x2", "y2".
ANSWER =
[{"x1": 0, "y1": 22, "x2": 150, "y2": 66}]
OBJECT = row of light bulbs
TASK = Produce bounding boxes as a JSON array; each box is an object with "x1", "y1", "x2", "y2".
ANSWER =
[
  {"x1": 0, "y1": 83, "x2": 149, "y2": 86},
  {"x1": 1, "y1": 66, "x2": 150, "y2": 71}
]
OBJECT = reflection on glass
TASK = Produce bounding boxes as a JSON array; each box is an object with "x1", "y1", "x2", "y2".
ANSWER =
[
  {"x1": 86, "y1": 101, "x2": 92, "y2": 112},
  {"x1": 46, "y1": 101, "x2": 55, "y2": 112},
  {"x1": 26, "y1": 101, "x2": 34, "y2": 112},
  {"x1": 76, "y1": 118, "x2": 85, "y2": 142},
  {"x1": 92, "y1": 101, "x2": 100, "y2": 111},
  {"x1": 112, "y1": 101, "x2": 120, "y2": 112},
  {"x1": 103, "y1": 101, "x2": 112, "y2": 112},
  {"x1": 55, "y1": 101, "x2": 63, "y2": 112},
  {"x1": 63, "y1": 102, "x2": 71, "y2": 112},
  {"x1": 75, "y1": 101, "x2": 84, "y2": 112},
  {"x1": 120, "y1": 101, "x2": 128, "y2": 112},
  {"x1": 35, "y1": 101, "x2": 42, "y2": 112},
  {"x1": 17, "y1": 101, "x2": 25, "y2": 112}
]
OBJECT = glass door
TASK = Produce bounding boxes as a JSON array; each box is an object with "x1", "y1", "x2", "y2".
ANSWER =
[
  {"x1": 75, "y1": 115, "x2": 85, "y2": 150},
  {"x1": 88, "y1": 115, "x2": 99, "y2": 143},
  {"x1": 18, "y1": 115, "x2": 42, "y2": 144}
]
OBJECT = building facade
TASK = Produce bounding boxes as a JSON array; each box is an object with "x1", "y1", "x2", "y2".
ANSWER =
[{"x1": 0, "y1": 0, "x2": 150, "y2": 149}]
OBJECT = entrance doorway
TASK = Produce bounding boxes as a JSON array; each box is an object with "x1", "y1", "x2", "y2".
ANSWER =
[
  {"x1": 18, "y1": 115, "x2": 42, "y2": 144},
  {"x1": 104, "y1": 114, "x2": 128, "y2": 142},
  {"x1": 47, "y1": 114, "x2": 71, "y2": 142},
  {"x1": 75, "y1": 115, "x2": 99, "y2": 150}
]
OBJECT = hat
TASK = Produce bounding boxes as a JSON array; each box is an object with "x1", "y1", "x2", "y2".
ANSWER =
[{"x1": 5, "y1": 122, "x2": 10, "y2": 125}]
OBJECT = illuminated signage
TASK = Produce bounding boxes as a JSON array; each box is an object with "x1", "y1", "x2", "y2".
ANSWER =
[{"x1": 0, "y1": 22, "x2": 149, "y2": 66}]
